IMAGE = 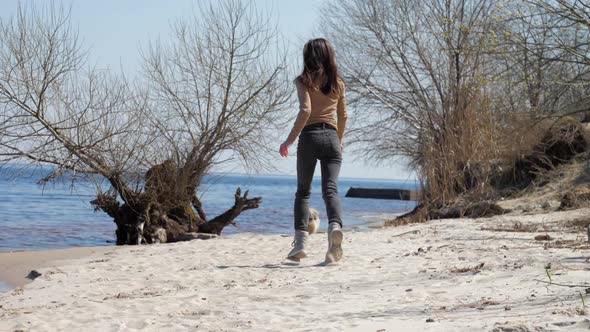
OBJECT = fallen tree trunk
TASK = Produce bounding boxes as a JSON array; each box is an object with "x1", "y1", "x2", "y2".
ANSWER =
[
  {"x1": 91, "y1": 161, "x2": 261, "y2": 245},
  {"x1": 430, "y1": 201, "x2": 510, "y2": 219},
  {"x1": 385, "y1": 201, "x2": 509, "y2": 227}
]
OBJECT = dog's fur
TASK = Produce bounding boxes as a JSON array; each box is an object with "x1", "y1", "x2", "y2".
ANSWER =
[{"x1": 308, "y1": 208, "x2": 321, "y2": 235}]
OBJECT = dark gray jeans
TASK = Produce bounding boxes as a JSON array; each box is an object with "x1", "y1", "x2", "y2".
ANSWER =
[{"x1": 294, "y1": 124, "x2": 343, "y2": 231}]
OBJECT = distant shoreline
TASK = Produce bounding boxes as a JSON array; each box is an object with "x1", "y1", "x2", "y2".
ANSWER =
[{"x1": 1, "y1": 162, "x2": 418, "y2": 183}]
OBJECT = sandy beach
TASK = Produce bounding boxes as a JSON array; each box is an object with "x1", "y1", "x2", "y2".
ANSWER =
[
  {"x1": 1, "y1": 209, "x2": 590, "y2": 331},
  {"x1": 0, "y1": 246, "x2": 114, "y2": 290}
]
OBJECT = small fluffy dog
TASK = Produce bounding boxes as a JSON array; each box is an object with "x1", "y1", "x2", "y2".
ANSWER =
[{"x1": 308, "y1": 208, "x2": 321, "y2": 235}]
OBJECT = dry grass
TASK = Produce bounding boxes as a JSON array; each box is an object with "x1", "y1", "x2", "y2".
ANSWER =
[
  {"x1": 496, "y1": 157, "x2": 590, "y2": 213},
  {"x1": 560, "y1": 186, "x2": 590, "y2": 209},
  {"x1": 498, "y1": 114, "x2": 553, "y2": 159},
  {"x1": 385, "y1": 90, "x2": 590, "y2": 229},
  {"x1": 491, "y1": 117, "x2": 588, "y2": 193},
  {"x1": 418, "y1": 113, "x2": 588, "y2": 219},
  {"x1": 419, "y1": 92, "x2": 503, "y2": 204}
]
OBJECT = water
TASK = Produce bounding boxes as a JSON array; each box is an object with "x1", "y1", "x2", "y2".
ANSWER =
[
  {"x1": 0, "y1": 280, "x2": 11, "y2": 292},
  {"x1": 0, "y1": 164, "x2": 417, "y2": 252}
]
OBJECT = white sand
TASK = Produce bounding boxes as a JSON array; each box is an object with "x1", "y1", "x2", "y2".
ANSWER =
[
  {"x1": 0, "y1": 246, "x2": 114, "y2": 288},
  {"x1": 1, "y1": 209, "x2": 590, "y2": 331}
]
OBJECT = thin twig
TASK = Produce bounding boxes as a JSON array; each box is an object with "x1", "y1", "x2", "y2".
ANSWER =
[{"x1": 534, "y1": 279, "x2": 590, "y2": 288}]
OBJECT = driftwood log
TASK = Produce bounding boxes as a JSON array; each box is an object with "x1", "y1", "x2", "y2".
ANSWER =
[
  {"x1": 429, "y1": 201, "x2": 509, "y2": 219},
  {"x1": 387, "y1": 201, "x2": 509, "y2": 227},
  {"x1": 91, "y1": 160, "x2": 261, "y2": 245}
]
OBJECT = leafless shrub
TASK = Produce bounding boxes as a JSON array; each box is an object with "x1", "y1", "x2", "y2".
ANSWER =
[
  {"x1": 323, "y1": 0, "x2": 590, "y2": 212},
  {"x1": 322, "y1": 0, "x2": 506, "y2": 204}
]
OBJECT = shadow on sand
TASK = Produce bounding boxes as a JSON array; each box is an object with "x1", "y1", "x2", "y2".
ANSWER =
[{"x1": 215, "y1": 261, "x2": 335, "y2": 270}]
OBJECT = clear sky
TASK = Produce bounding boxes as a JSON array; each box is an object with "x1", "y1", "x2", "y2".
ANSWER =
[{"x1": 0, "y1": 0, "x2": 414, "y2": 180}]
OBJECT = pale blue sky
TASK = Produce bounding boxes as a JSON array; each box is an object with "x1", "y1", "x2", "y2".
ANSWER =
[{"x1": 0, "y1": 0, "x2": 414, "y2": 180}]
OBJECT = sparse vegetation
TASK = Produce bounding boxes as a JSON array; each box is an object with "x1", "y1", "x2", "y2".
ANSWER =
[
  {"x1": 323, "y1": 0, "x2": 590, "y2": 224},
  {"x1": 560, "y1": 186, "x2": 590, "y2": 210}
]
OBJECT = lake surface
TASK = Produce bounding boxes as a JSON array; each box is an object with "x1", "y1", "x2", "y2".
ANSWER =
[{"x1": 0, "y1": 165, "x2": 417, "y2": 252}]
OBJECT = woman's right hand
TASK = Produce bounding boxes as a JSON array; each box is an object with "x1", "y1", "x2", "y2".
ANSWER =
[{"x1": 279, "y1": 141, "x2": 290, "y2": 157}]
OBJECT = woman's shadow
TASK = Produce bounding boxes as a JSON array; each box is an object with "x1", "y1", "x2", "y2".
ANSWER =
[{"x1": 215, "y1": 261, "x2": 333, "y2": 270}]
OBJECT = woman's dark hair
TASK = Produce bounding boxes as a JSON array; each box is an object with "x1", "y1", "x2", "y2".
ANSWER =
[{"x1": 300, "y1": 38, "x2": 341, "y2": 95}]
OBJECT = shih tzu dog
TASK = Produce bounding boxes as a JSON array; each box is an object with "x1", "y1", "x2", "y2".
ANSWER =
[{"x1": 308, "y1": 207, "x2": 320, "y2": 235}]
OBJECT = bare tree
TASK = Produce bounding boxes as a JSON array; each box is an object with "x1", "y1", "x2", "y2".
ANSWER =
[
  {"x1": 527, "y1": 0, "x2": 590, "y2": 65},
  {"x1": 322, "y1": 0, "x2": 501, "y2": 202},
  {"x1": 519, "y1": 0, "x2": 590, "y2": 117},
  {"x1": 0, "y1": 1, "x2": 291, "y2": 245}
]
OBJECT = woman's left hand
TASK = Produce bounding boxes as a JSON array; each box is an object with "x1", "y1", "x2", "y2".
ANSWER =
[{"x1": 279, "y1": 141, "x2": 290, "y2": 157}]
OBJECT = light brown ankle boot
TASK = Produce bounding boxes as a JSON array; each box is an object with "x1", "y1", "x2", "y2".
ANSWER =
[
  {"x1": 287, "y1": 230, "x2": 309, "y2": 262},
  {"x1": 325, "y1": 222, "x2": 343, "y2": 264}
]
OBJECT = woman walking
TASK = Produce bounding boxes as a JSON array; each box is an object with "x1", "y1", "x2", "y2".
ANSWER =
[{"x1": 279, "y1": 38, "x2": 347, "y2": 264}]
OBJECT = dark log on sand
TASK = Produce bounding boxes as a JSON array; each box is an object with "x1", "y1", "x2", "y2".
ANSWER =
[
  {"x1": 386, "y1": 201, "x2": 509, "y2": 227},
  {"x1": 430, "y1": 201, "x2": 510, "y2": 219}
]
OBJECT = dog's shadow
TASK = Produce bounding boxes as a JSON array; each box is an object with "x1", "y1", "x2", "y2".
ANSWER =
[{"x1": 216, "y1": 261, "x2": 334, "y2": 270}]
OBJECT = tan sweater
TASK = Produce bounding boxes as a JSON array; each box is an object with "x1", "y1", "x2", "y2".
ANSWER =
[{"x1": 285, "y1": 77, "x2": 347, "y2": 145}]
